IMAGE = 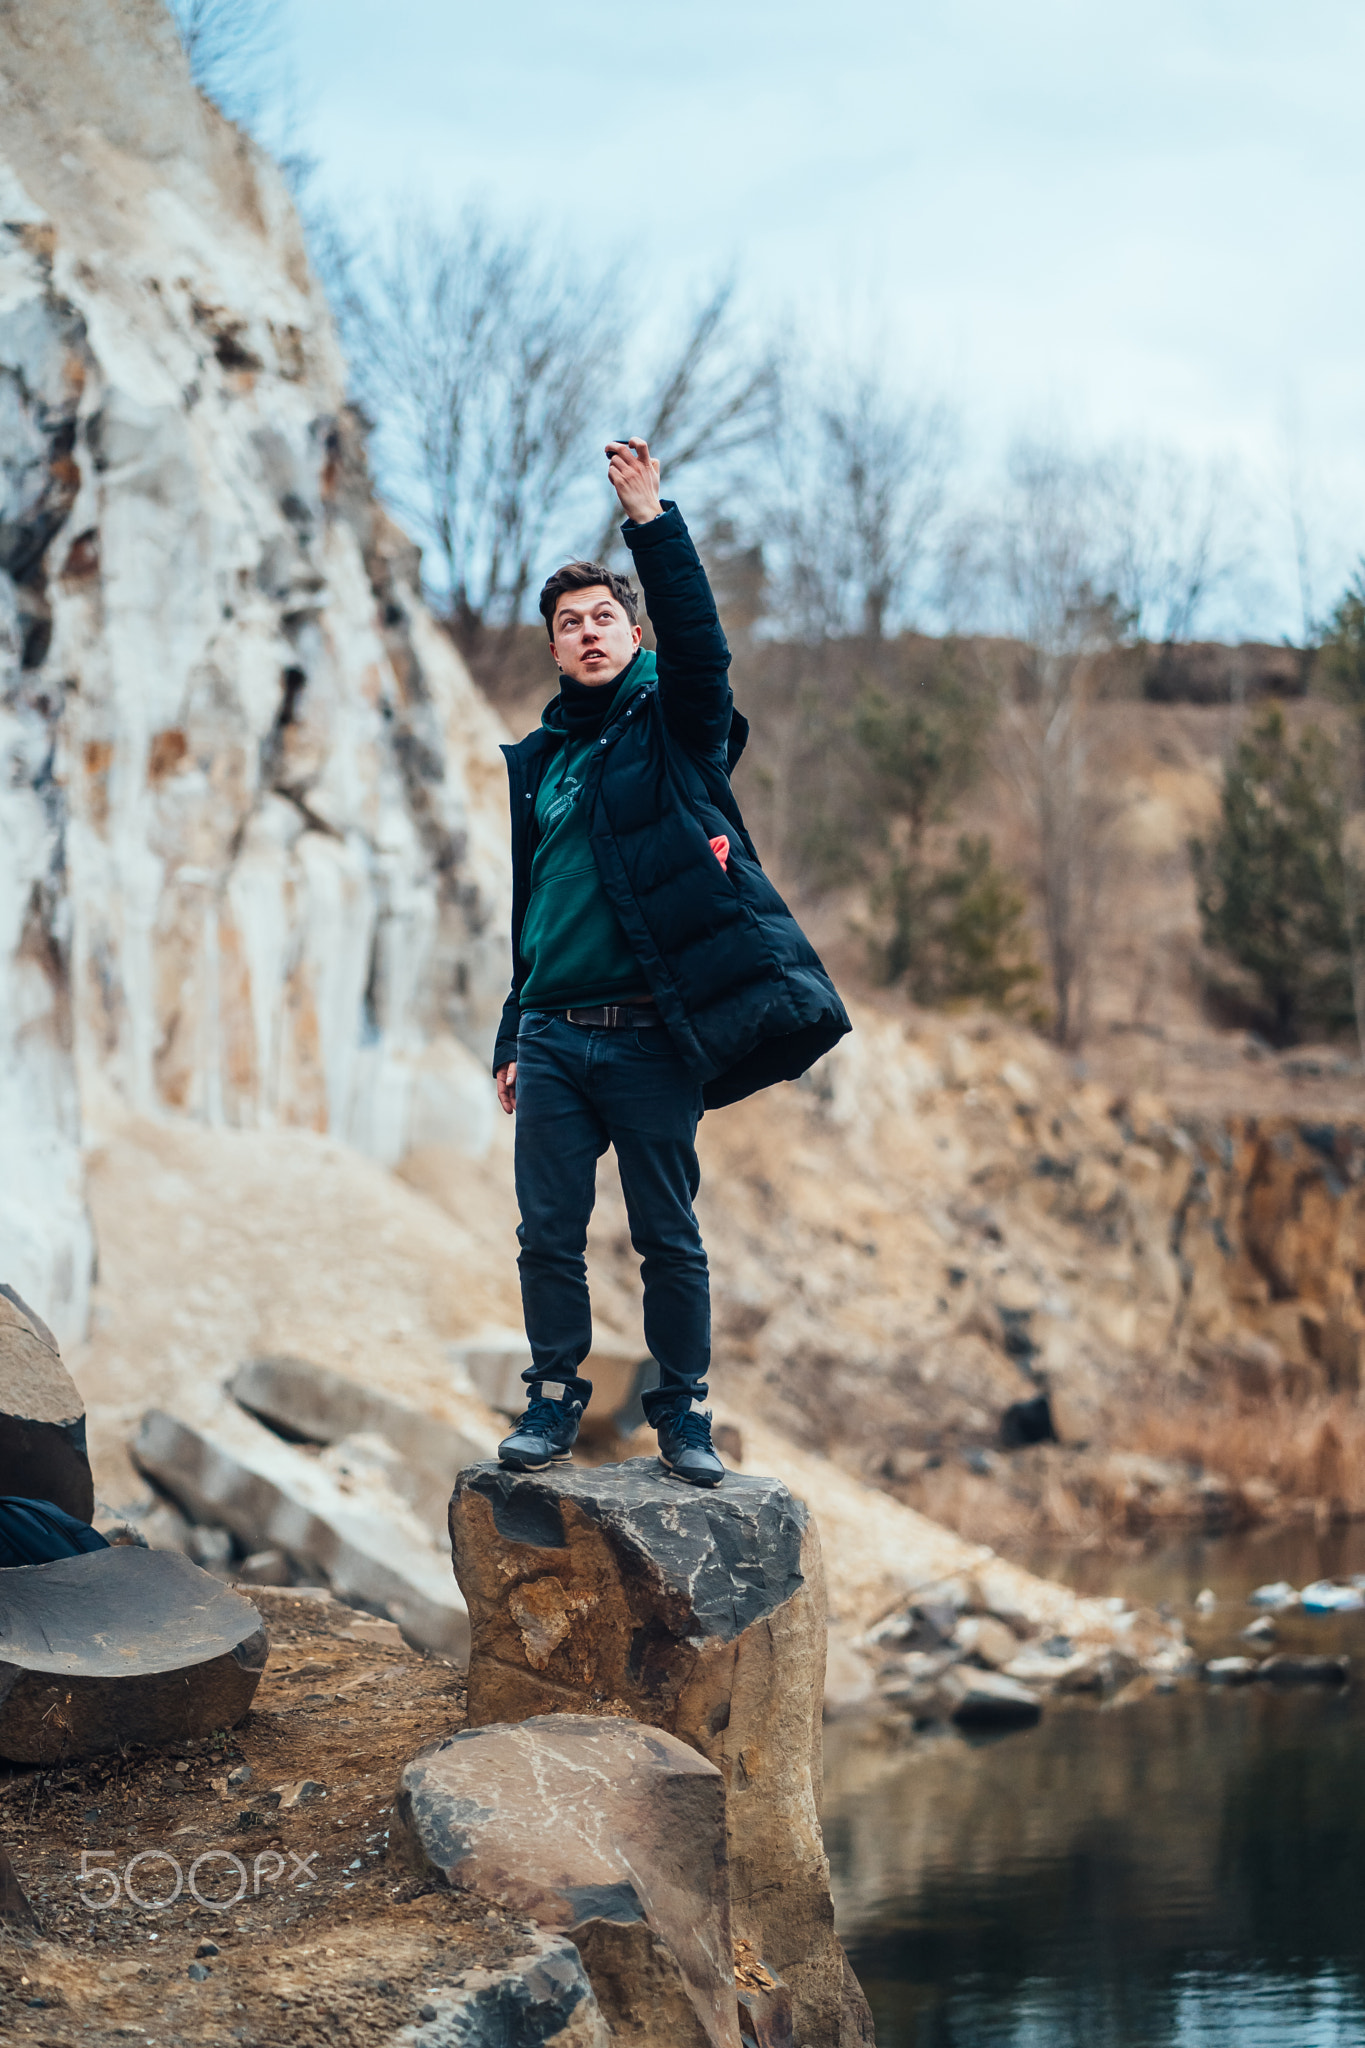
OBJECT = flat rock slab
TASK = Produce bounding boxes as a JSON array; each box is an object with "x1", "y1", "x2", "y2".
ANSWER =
[
  {"x1": 0, "y1": 1546, "x2": 266, "y2": 1762},
  {"x1": 0, "y1": 1286, "x2": 93, "y2": 1522},
  {"x1": 133, "y1": 1408, "x2": 468, "y2": 1660},
  {"x1": 396, "y1": 1714, "x2": 738, "y2": 2048},
  {"x1": 229, "y1": 1356, "x2": 500, "y2": 1530},
  {"x1": 1256, "y1": 1654, "x2": 1350, "y2": 1684},
  {"x1": 384, "y1": 1929, "x2": 609, "y2": 2047},
  {"x1": 941, "y1": 1666, "x2": 1044, "y2": 1729},
  {"x1": 449, "y1": 1460, "x2": 847, "y2": 2048}
]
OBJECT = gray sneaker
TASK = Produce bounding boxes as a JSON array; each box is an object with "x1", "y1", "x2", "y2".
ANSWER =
[
  {"x1": 656, "y1": 1408, "x2": 725, "y2": 1488},
  {"x1": 497, "y1": 1394, "x2": 583, "y2": 1471}
]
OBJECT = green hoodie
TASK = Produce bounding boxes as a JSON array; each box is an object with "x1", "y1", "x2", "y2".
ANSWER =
[{"x1": 517, "y1": 658, "x2": 653, "y2": 1012}]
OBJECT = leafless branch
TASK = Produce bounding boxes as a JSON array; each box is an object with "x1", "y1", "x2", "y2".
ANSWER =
[
  {"x1": 342, "y1": 207, "x2": 624, "y2": 647},
  {"x1": 586, "y1": 278, "x2": 777, "y2": 562},
  {"x1": 167, "y1": 0, "x2": 284, "y2": 131},
  {"x1": 764, "y1": 363, "x2": 955, "y2": 643}
]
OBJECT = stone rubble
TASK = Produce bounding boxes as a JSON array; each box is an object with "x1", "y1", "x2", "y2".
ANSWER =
[{"x1": 684, "y1": 1016, "x2": 1365, "y2": 1545}]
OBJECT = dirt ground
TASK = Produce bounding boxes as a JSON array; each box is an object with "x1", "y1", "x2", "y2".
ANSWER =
[{"x1": 0, "y1": 1588, "x2": 534, "y2": 2047}]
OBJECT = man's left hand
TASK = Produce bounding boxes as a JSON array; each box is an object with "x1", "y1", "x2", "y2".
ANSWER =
[{"x1": 606, "y1": 438, "x2": 663, "y2": 525}]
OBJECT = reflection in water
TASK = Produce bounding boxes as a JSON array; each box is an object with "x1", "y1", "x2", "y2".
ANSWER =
[{"x1": 827, "y1": 1531, "x2": 1365, "y2": 2048}]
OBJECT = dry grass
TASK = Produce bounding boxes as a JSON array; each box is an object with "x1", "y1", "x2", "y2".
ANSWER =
[
  {"x1": 1131, "y1": 1392, "x2": 1365, "y2": 1519},
  {"x1": 899, "y1": 1394, "x2": 1365, "y2": 1557}
]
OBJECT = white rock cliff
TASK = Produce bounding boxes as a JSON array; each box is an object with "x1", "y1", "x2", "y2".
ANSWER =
[{"x1": 0, "y1": 0, "x2": 512, "y2": 1344}]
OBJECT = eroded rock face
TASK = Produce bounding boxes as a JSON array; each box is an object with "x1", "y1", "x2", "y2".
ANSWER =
[
  {"x1": 0, "y1": 1285, "x2": 93, "y2": 1520},
  {"x1": 0, "y1": 0, "x2": 512, "y2": 1343},
  {"x1": 396, "y1": 1715, "x2": 738, "y2": 2048},
  {"x1": 449, "y1": 1460, "x2": 850, "y2": 2047},
  {"x1": 0, "y1": 1545, "x2": 265, "y2": 1761}
]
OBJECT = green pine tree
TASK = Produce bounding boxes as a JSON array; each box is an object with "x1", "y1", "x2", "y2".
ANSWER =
[
  {"x1": 876, "y1": 835, "x2": 1043, "y2": 1019},
  {"x1": 1318, "y1": 563, "x2": 1365, "y2": 1060},
  {"x1": 1190, "y1": 706, "x2": 1354, "y2": 1043}
]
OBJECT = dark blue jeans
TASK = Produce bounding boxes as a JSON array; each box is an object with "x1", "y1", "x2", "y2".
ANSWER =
[{"x1": 513, "y1": 1010, "x2": 709, "y2": 1423}]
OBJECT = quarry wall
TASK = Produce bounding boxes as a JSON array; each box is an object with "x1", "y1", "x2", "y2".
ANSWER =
[{"x1": 0, "y1": 0, "x2": 513, "y2": 1344}]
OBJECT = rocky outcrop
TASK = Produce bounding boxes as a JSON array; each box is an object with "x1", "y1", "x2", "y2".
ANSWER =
[
  {"x1": 396, "y1": 1715, "x2": 739, "y2": 2048},
  {"x1": 0, "y1": 0, "x2": 511, "y2": 1345},
  {"x1": 132, "y1": 1405, "x2": 469, "y2": 1657},
  {"x1": 1174, "y1": 1116, "x2": 1365, "y2": 1390},
  {"x1": 449, "y1": 1460, "x2": 856, "y2": 2048},
  {"x1": 0, "y1": 1283, "x2": 93, "y2": 1518},
  {"x1": 0, "y1": 1544, "x2": 265, "y2": 1760}
]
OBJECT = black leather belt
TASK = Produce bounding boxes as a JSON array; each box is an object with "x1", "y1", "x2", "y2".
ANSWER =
[{"x1": 563, "y1": 1002, "x2": 659, "y2": 1029}]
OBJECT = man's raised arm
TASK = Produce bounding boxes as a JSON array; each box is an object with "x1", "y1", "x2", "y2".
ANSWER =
[{"x1": 605, "y1": 439, "x2": 733, "y2": 758}]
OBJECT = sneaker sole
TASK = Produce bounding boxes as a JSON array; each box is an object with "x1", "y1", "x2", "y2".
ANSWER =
[
  {"x1": 658, "y1": 1453, "x2": 724, "y2": 1489},
  {"x1": 498, "y1": 1449, "x2": 575, "y2": 1471}
]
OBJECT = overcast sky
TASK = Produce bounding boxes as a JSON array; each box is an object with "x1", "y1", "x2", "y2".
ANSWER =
[{"x1": 287, "y1": 0, "x2": 1365, "y2": 636}]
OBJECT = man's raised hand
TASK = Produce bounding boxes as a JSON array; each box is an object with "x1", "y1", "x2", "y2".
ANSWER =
[{"x1": 605, "y1": 438, "x2": 663, "y2": 526}]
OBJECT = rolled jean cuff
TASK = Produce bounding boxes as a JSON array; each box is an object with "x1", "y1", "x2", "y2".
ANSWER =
[
  {"x1": 641, "y1": 1378, "x2": 709, "y2": 1424},
  {"x1": 519, "y1": 1366, "x2": 594, "y2": 1409}
]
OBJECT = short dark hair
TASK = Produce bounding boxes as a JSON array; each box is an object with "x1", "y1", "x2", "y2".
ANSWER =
[{"x1": 538, "y1": 560, "x2": 638, "y2": 639}]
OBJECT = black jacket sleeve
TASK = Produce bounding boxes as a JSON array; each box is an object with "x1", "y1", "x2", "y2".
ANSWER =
[
  {"x1": 493, "y1": 985, "x2": 521, "y2": 1075},
  {"x1": 621, "y1": 502, "x2": 733, "y2": 757}
]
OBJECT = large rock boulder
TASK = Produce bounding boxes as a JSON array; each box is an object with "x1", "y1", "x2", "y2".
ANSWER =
[
  {"x1": 0, "y1": 1545, "x2": 265, "y2": 1761},
  {"x1": 395, "y1": 1715, "x2": 739, "y2": 2048},
  {"x1": 0, "y1": 1285, "x2": 93, "y2": 1521},
  {"x1": 449, "y1": 1460, "x2": 860, "y2": 2047}
]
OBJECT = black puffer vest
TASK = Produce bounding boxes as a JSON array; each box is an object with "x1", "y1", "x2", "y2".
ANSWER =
[{"x1": 493, "y1": 504, "x2": 850, "y2": 1109}]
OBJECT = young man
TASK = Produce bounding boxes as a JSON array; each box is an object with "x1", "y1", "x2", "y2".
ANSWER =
[{"x1": 493, "y1": 438, "x2": 849, "y2": 1486}]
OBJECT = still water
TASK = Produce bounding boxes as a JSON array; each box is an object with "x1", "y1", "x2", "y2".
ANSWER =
[{"x1": 825, "y1": 1525, "x2": 1365, "y2": 2048}]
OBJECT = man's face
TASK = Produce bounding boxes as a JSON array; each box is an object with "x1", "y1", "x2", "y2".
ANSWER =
[{"x1": 550, "y1": 586, "x2": 642, "y2": 686}]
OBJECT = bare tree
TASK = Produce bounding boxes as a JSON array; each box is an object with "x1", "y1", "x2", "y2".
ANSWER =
[
  {"x1": 342, "y1": 208, "x2": 624, "y2": 656},
  {"x1": 336, "y1": 212, "x2": 776, "y2": 664},
  {"x1": 1104, "y1": 445, "x2": 1251, "y2": 653},
  {"x1": 961, "y1": 436, "x2": 1251, "y2": 1044},
  {"x1": 765, "y1": 362, "x2": 955, "y2": 642},
  {"x1": 167, "y1": 0, "x2": 284, "y2": 131},
  {"x1": 585, "y1": 279, "x2": 777, "y2": 563},
  {"x1": 990, "y1": 443, "x2": 1126, "y2": 1047}
]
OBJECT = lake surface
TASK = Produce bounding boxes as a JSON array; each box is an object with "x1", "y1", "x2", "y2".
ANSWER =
[{"x1": 825, "y1": 1526, "x2": 1365, "y2": 2048}]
